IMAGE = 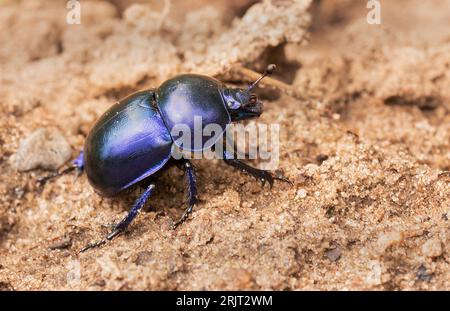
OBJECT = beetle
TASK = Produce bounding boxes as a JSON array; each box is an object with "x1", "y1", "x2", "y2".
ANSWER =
[{"x1": 39, "y1": 64, "x2": 289, "y2": 251}]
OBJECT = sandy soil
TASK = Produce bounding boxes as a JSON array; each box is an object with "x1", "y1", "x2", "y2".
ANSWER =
[{"x1": 0, "y1": 0, "x2": 449, "y2": 290}]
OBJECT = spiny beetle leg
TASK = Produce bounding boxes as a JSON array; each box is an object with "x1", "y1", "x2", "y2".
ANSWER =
[
  {"x1": 80, "y1": 183, "x2": 155, "y2": 253},
  {"x1": 172, "y1": 160, "x2": 198, "y2": 229}
]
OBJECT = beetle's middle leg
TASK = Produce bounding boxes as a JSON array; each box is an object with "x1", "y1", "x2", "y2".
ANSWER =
[
  {"x1": 80, "y1": 183, "x2": 155, "y2": 252},
  {"x1": 172, "y1": 160, "x2": 198, "y2": 228}
]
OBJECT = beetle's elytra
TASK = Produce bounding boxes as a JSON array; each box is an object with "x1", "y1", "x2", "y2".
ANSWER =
[{"x1": 40, "y1": 64, "x2": 289, "y2": 252}]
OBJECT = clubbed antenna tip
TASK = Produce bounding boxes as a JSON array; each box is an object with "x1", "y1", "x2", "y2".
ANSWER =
[
  {"x1": 248, "y1": 64, "x2": 276, "y2": 91},
  {"x1": 266, "y1": 64, "x2": 276, "y2": 75}
]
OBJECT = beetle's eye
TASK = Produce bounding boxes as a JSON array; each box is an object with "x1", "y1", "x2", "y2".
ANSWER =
[{"x1": 227, "y1": 99, "x2": 241, "y2": 110}]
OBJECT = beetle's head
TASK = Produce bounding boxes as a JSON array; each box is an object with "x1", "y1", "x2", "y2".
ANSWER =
[
  {"x1": 222, "y1": 64, "x2": 276, "y2": 122},
  {"x1": 222, "y1": 88, "x2": 261, "y2": 121}
]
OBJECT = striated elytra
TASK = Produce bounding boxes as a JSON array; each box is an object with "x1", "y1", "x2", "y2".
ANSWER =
[{"x1": 39, "y1": 64, "x2": 289, "y2": 251}]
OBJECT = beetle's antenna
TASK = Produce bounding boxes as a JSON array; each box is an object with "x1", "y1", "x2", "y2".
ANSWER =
[{"x1": 247, "y1": 64, "x2": 276, "y2": 91}]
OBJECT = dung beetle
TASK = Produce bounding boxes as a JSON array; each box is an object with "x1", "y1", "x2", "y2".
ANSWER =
[{"x1": 40, "y1": 64, "x2": 289, "y2": 251}]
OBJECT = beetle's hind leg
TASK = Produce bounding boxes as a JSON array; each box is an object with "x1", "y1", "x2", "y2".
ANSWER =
[
  {"x1": 80, "y1": 183, "x2": 156, "y2": 252},
  {"x1": 172, "y1": 160, "x2": 198, "y2": 228},
  {"x1": 222, "y1": 150, "x2": 291, "y2": 188},
  {"x1": 37, "y1": 151, "x2": 85, "y2": 187}
]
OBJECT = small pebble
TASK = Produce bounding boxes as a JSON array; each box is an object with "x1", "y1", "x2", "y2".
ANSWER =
[
  {"x1": 316, "y1": 154, "x2": 329, "y2": 165},
  {"x1": 325, "y1": 247, "x2": 341, "y2": 262},
  {"x1": 304, "y1": 164, "x2": 319, "y2": 177},
  {"x1": 296, "y1": 188, "x2": 307, "y2": 199},
  {"x1": 376, "y1": 231, "x2": 404, "y2": 253},
  {"x1": 94, "y1": 278, "x2": 106, "y2": 287},
  {"x1": 48, "y1": 237, "x2": 72, "y2": 250},
  {"x1": 9, "y1": 127, "x2": 71, "y2": 171},
  {"x1": 416, "y1": 265, "x2": 433, "y2": 282},
  {"x1": 421, "y1": 238, "x2": 442, "y2": 258}
]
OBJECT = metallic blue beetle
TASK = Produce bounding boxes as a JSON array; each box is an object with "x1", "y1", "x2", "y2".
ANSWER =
[{"x1": 41, "y1": 65, "x2": 288, "y2": 251}]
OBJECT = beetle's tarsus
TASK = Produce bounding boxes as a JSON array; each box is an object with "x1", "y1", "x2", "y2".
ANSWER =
[
  {"x1": 80, "y1": 239, "x2": 107, "y2": 253},
  {"x1": 79, "y1": 225, "x2": 124, "y2": 253},
  {"x1": 223, "y1": 150, "x2": 291, "y2": 189},
  {"x1": 257, "y1": 170, "x2": 275, "y2": 189},
  {"x1": 106, "y1": 227, "x2": 123, "y2": 240},
  {"x1": 172, "y1": 208, "x2": 192, "y2": 229},
  {"x1": 275, "y1": 175, "x2": 293, "y2": 186}
]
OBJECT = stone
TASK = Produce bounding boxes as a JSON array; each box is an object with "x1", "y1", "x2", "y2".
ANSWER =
[
  {"x1": 9, "y1": 127, "x2": 72, "y2": 171},
  {"x1": 421, "y1": 238, "x2": 443, "y2": 258}
]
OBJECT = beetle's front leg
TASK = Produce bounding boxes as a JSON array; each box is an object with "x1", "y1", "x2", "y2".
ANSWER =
[
  {"x1": 172, "y1": 160, "x2": 198, "y2": 228},
  {"x1": 37, "y1": 151, "x2": 84, "y2": 187},
  {"x1": 222, "y1": 150, "x2": 291, "y2": 188}
]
